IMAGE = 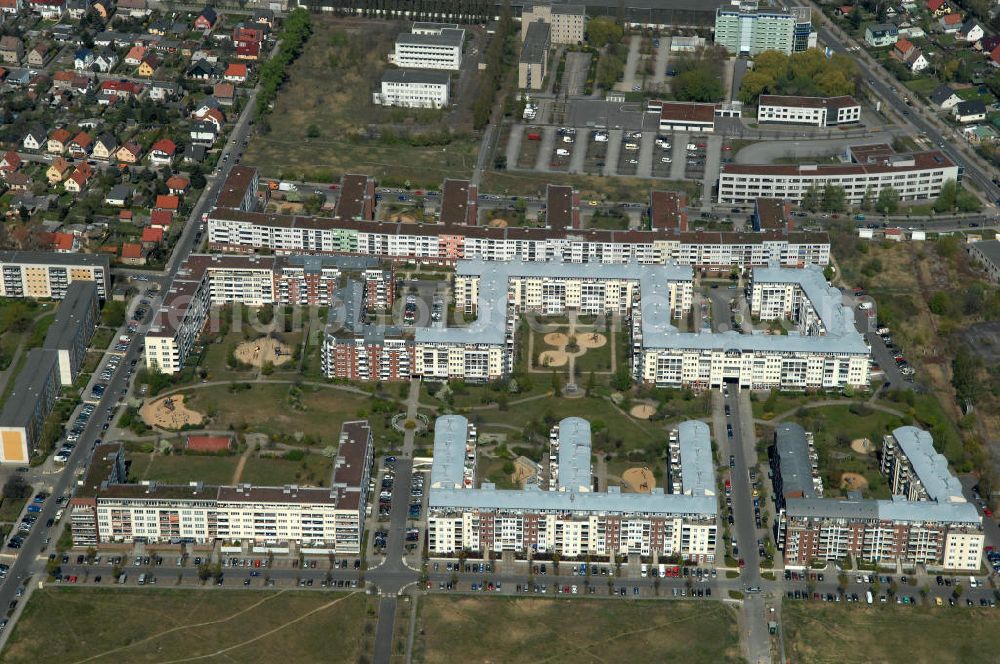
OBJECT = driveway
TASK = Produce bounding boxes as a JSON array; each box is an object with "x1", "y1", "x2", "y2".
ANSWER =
[{"x1": 615, "y1": 35, "x2": 641, "y2": 92}]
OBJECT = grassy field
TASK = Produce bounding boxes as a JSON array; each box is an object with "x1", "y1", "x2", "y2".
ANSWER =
[
  {"x1": 244, "y1": 17, "x2": 479, "y2": 186},
  {"x1": 1, "y1": 588, "x2": 368, "y2": 664},
  {"x1": 413, "y1": 596, "x2": 741, "y2": 664},
  {"x1": 782, "y1": 601, "x2": 1000, "y2": 664},
  {"x1": 132, "y1": 453, "x2": 240, "y2": 485},
  {"x1": 480, "y1": 169, "x2": 698, "y2": 204},
  {"x1": 240, "y1": 454, "x2": 334, "y2": 487}
]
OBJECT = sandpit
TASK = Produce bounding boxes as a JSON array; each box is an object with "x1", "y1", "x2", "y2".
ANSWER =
[
  {"x1": 140, "y1": 394, "x2": 204, "y2": 430},
  {"x1": 487, "y1": 218, "x2": 508, "y2": 228},
  {"x1": 234, "y1": 336, "x2": 292, "y2": 368},
  {"x1": 538, "y1": 350, "x2": 568, "y2": 367},
  {"x1": 840, "y1": 472, "x2": 869, "y2": 491},
  {"x1": 850, "y1": 438, "x2": 875, "y2": 455},
  {"x1": 576, "y1": 332, "x2": 607, "y2": 349},
  {"x1": 629, "y1": 403, "x2": 656, "y2": 419},
  {"x1": 623, "y1": 467, "x2": 655, "y2": 494},
  {"x1": 544, "y1": 332, "x2": 569, "y2": 347}
]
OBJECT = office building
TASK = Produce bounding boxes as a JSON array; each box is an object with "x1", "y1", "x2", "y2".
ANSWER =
[
  {"x1": 71, "y1": 422, "x2": 373, "y2": 552},
  {"x1": 373, "y1": 69, "x2": 451, "y2": 108},
  {"x1": 520, "y1": 2, "x2": 585, "y2": 44},
  {"x1": 756, "y1": 95, "x2": 861, "y2": 127},
  {"x1": 392, "y1": 23, "x2": 464, "y2": 71},
  {"x1": 427, "y1": 416, "x2": 718, "y2": 560},
  {"x1": 773, "y1": 426, "x2": 984, "y2": 570},
  {"x1": 43, "y1": 280, "x2": 99, "y2": 385},
  {"x1": 518, "y1": 21, "x2": 550, "y2": 90},
  {"x1": 714, "y1": 4, "x2": 815, "y2": 55},
  {"x1": 0, "y1": 250, "x2": 110, "y2": 299}
]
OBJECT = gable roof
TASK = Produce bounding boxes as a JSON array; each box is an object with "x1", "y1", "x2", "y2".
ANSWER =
[
  {"x1": 141, "y1": 227, "x2": 164, "y2": 243},
  {"x1": 120, "y1": 242, "x2": 143, "y2": 258},
  {"x1": 150, "y1": 209, "x2": 173, "y2": 226},
  {"x1": 155, "y1": 194, "x2": 179, "y2": 210},
  {"x1": 151, "y1": 138, "x2": 176, "y2": 155},
  {"x1": 955, "y1": 99, "x2": 986, "y2": 115},
  {"x1": 941, "y1": 12, "x2": 962, "y2": 24},
  {"x1": 929, "y1": 84, "x2": 958, "y2": 105}
]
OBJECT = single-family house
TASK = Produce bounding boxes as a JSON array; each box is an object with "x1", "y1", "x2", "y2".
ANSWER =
[
  {"x1": 117, "y1": 0, "x2": 149, "y2": 17},
  {"x1": 223, "y1": 62, "x2": 247, "y2": 83},
  {"x1": 0, "y1": 0, "x2": 22, "y2": 14},
  {"x1": 105, "y1": 183, "x2": 131, "y2": 206},
  {"x1": 67, "y1": 131, "x2": 92, "y2": 157},
  {"x1": 154, "y1": 194, "x2": 179, "y2": 211},
  {"x1": 149, "y1": 208, "x2": 173, "y2": 229},
  {"x1": 149, "y1": 80, "x2": 180, "y2": 101},
  {"x1": 28, "y1": 0, "x2": 64, "y2": 18},
  {"x1": 99, "y1": 79, "x2": 141, "y2": 102},
  {"x1": 213, "y1": 81, "x2": 235, "y2": 105},
  {"x1": 252, "y1": 9, "x2": 273, "y2": 27},
  {"x1": 52, "y1": 231, "x2": 76, "y2": 252},
  {"x1": 235, "y1": 42, "x2": 260, "y2": 60},
  {"x1": 834, "y1": 5, "x2": 852, "y2": 17},
  {"x1": 166, "y1": 175, "x2": 190, "y2": 195},
  {"x1": 5, "y1": 172, "x2": 31, "y2": 191},
  {"x1": 940, "y1": 13, "x2": 963, "y2": 32},
  {"x1": 23, "y1": 126, "x2": 45, "y2": 151},
  {"x1": 47, "y1": 127, "x2": 71, "y2": 154},
  {"x1": 184, "y1": 144, "x2": 206, "y2": 164},
  {"x1": 865, "y1": 23, "x2": 898, "y2": 47},
  {"x1": 92, "y1": 133, "x2": 118, "y2": 160},
  {"x1": 232, "y1": 26, "x2": 265, "y2": 47},
  {"x1": 980, "y1": 35, "x2": 1000, "y2": 54},
  {"x1": 929, "y1": 84, "x2": 962, "y2": 110},
  {"x1": 989, "y1": 44, "x2": 1000, "y2": 68},
  {"x1": 190, "y1": 120, "x2": 218, "y2": 144},
  {"x1": 149, "y1": 139, "x2": 176, "y2": 165},
  {"x1": 200, "y1": 108, "x2": 225, "y2": 131},
  {"x1": 147, "y1": 18, "x2": 169, "y2": 35},
  {"x1": 64, "y1": 162, "x2": 94, "y2": 193},
  {"x1": 26, "y1": 42, "x2": 49, "y2": 67},
  {"x1": 137, "y1": 53, "x2": 160, "y2": 77},
  {"x1": 194, "y1": 6, "x2": 217, "y2": 32},
  {"x1": 0, "y1": 151, "x2": 20, "y2": 172},
  {"x1": 73, "y1": 47, "x2": 93, "y2": 70},
  {"x1": 927, "y1": 0, "x2": 949, "y2": 15},
  {"x1": 124, "y1": 45, "x2": 146, "y2": 66},
  {"x1": 140, "y1": 226, "x2": 163, "y2": 246},
  {"x1": 0, "y1": 36, "x2": 23, "y2": 64},
  {"x1": 958, "y1": 19, "x2": 984, "y2": 42},
  {"x1": 187, "y1": 59, "x2": 217, "y2": 80},
  {"x1": 46, "y1": 156, "x2": 72, "y2": 183},
  {"x1": 893, "y1": 38, "x2": 929, "y2": 72},
  {"x1": 116, "y1": 140, "x2": 142, "y2": 163},
  {"x1": 119, "y1": 242, "x2": 146, "y2": 265},
  {"x1": 953, "y1": 100, "x2": 987, "y2": 123},
  {"x1": 93, "y1": 48, "x2": 117, "y2": 72}
]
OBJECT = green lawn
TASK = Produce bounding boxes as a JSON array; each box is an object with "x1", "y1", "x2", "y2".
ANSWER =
[
  {"x1": 1, "y1": 588, "x2": 370, "y2": 664},
  {"x1": 481, "y1": 169, "x2": 699, "y2": 204},
  {"x1": 240, "y1": 453, "x2": 334, "y2": 487},
  {"x1": 904, "y1": 78, "x2": 939, "y2": 97},
  {"x1": 783, "y1": 601, "x2": 1000, "y2": 664},
  {"x1": 752, "y1": 390, "x2": 855, "y2": 419},
  {"x1": 132, "y1": 453, "x2": 240, "y2": 485},
  {"x1": 413, "y1": 596, "x2": 741, "y2": 664},
  {"x1": 0, "y1": 493, "x2": 29, "y2": 523}
]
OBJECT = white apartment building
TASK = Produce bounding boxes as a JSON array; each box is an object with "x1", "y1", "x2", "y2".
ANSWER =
[
  {"x1": 714, "y1": 5, "x2": 815, "y2": 55},
  {"x1": 757, "y1": 95, "x2": 861, "y2": 128},
  {"x1": 718, "y1": 149, "x2": 959, "y2": 205},
  {"x1": 427, "y1": 416, "x2": 718, "y2": 560},
  {"x1": 0, "y1": 250, "x2": 110, "y2": 300},
  {"x1": 373, "y1": 69, "x2": 451, "y2": 108},
  {"x1": 520, "y1": 2, "x2": 585, "y2": 44},
  {"x1": 392, "y1": 23, "x2": 464, "y2": 71},
  {"x1": 73, "y1": 423, "x2": 373, "y2": 553}
]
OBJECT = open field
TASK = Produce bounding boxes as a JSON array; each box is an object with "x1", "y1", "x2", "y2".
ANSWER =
[
  {"x1": 480, "y1": 169, "x2": 698, "y2": 204},
  {"x1": 241, "y1": 454, "x2": 334, "y2": 487},
  {"x1": 131, "y1": 452, "x2": 240, "y2": 485},
  {"x1": 244, "y1": 17, "x2": 479, "y2": 186},
  {"x1": 413, "y1": 596, "x2": 741, "y2": 664},
  {"x1": 782, "y1": 601, "x2": 1000, "y2": 664},
  {"x1": 1, "y1": 588, "x2": 368, "y2": 664}
]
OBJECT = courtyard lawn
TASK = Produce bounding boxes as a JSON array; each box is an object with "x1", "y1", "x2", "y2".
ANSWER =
[
  {"x1": 132, "y1": 452, "x2": 240, "y2": 485},
  {"x1": 413, "y1": 596, "x2": 741, "y2": 664},
  {"x1": 240, "y1": 453, "x2": 335, "y2": 487}
]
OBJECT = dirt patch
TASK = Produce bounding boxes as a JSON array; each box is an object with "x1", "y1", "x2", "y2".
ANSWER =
[
  {"x1": 487, "y1": 218, "x2": 508, "y2": 228},
  {"x1": 622, "y1": 467, "x2": 655, "y2": 493},
  {"x1": 850, "y1": 438, "x2": 874, "y2": 455},
  {"x1": 388, "y1": 213, "x2": 417, "y2": 223},
  {"x1": 840, "y1": 472, "x2": 869, "y2": 491},
  {"x1": 544, "y1": 332, "x2": 569, "y2": 347},
  {"x1": 576, "y1": 332, "x2": 607, "y2": 349},
  {"x1": 538, "y1": 350, "x2": 568, "y2": 367},
  {"x1": 234, "y1": 337, "x2": 292, "y2": 368},
  {"x1": 629, "y1": 403, "x2": 656, "y2": 419},
  {"x1": 140, "y1": 394, "x2": 204, "y2": 430}
]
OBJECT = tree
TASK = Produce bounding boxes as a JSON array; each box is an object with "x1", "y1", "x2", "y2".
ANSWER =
[
  {"x1": 3, "y1": 475, "x2": 29, "y2": 502},
  {"x1": 801, "y1": 184, "x2": 821, "y2": 212},
  {"x1": 952, "y1": 346, "x2": 981, "y2": 406},
  {"x1": 875, "y1": 186, "x2": 899, "y2": 215},
  {"x1": 673, "y1": 67, "x2": 724, "y2": 102},
  {"x1": 821, "y1": 184, "x2": 846, "y2": 212},
  {"x1": 738, "y1": 70, "x2": 776, "y2": 105},
  {"x1": 586, "y1": 17, "x2": 623, "y2": 46},
  {"x1": 934, "y1": 179, "x2": 959, "y2": 213},
  {"x1": 860, "y1": 186, "x2": 876, "y2": 212}
]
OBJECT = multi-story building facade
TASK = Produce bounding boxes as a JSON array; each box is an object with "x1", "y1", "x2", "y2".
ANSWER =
[
  {"x1": 71, "y1": 422, "x2": 373, "y2": 553},
  {"x1": 518, "y1": 21, "x2": 550, "y2": 90},
  {"x1": 0, "y1": 250, "x2": 110, "y2": 299},
  {"x1": 520, "y1": 2, "x2": 585, "y2": 44},
  {"x1": 427, "y1": 416, "x2": 718, "y2": 560},
  {"x1": 373, "y1": 69, "x2": 451, "y2": 108},
  {"x1": 756, "y1": 95, "x2": 861, "y2": 127},
  {"x1": 392, "y1": 23, "x2": 464, "y2": 70},
  {"x1": 42, "y1": 280, "x2": 99, "y2": 385},
  {"x1": 718, "y1": 146, "x2": 960, "y2": 205},
  {"x1": 774, "y1": 425, "x2": 983, "y2": 570},
  {"x1": 321, "y1": 280, "x2": 411, "y2": 381},
  {"x1": 714, "y1": 4, "x2": 815, "y2": 55},
  {"x1": 0, "y1": 348, "x2": 60, "y2": 463}
]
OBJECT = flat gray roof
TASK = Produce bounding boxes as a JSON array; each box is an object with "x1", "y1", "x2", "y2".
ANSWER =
[
  {"x1": 775, "y1": 422, "x2": 817, "y2": 500},
  {"x1": 892, "y1": 425, "x2": 965, "y2": 502},
  {"x1": 43, "y1": 280, "x2": 97, "y2": 352},
  {"x1": 0, "y1": 348, "x2": 57, "y2": 430},
  {"x1": 381, "y1": 69, "x2": 452, "y2": 86},
  {"x1": 0, "y1": 250, "x2": 110, "y2": 270},
  {"x1": 971, "y1": 240, "x2": 1000, "y2": 270},
  {"x1": 521, "y1": 21, "x2": 551, "y2": 64},
  {"x1": 430, "y1": 415, "x2": 470, "y2": 490},
  {"x1": 678, "y1": 420, "x2": 714, "y2": 496},
  {"x1": 397, "y1": 28, "x2": 464, "y2": 48},
  {"x1": 557, "y1": 417, "x2": 591, "y2": 492}
]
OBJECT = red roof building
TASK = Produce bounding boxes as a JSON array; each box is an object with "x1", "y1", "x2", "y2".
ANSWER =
[
  {"x1": 149, "y1": 209, "x2": 174, "y2": 228},
  {"x1": 185, "y1": 435, "x2": 233, "y2": 452},
  {"x1": 52, "y1": 231, "x2": 75, "y2": 252},
  {"x1": 141, "y1": 227, "x2": 164, "y2": 244},
  {"x1": 154, "y1": 194, "x2": 180, "y2": 211},
  {"x1": 166, "y1": 175, "x2": 190, "y2": 194}
]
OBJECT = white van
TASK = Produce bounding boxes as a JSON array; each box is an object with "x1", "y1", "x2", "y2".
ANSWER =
[
  {"x1": 138, "y1": 573, "x2": 146, "y2": 586},
  {"x1": 555, "y1": 148, "x2": 570, "y2": 157},
  {"x1": 624, "y1": 143, "x2": 638, "y2": 151},
  {"x1": 969, "y1": 576, "x2": 978, "y2": 588},
  {"x1": 640, "y1": 564, "x2": 648, "y2": 577},
  {"x1": 866, "y1": 590, "x2": 873, "y2": 604}
]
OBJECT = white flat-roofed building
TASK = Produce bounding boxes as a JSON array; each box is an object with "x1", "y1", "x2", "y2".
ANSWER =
[
  {"x1": 392, "y1": 24, "x2": 464, "y2": 71},
  {"x1": 757, "y1": 95, "x2": 861, "y2": 127},
  {"x1": 374, "y1": 69, "x2": 451, "y2": 108},
  {"x1": 0, "y1": 250, "x2": 110, "y2": 300},
  {"x1": 427, "y1": 416, "x2": 718, "y2": 560},
  {"x1": 714, "y1": 5, "x2": 815, "y2": 55},
  {"x1": 520, "y1": 2, "x2": 585, "y2": 44},
  {"x1": 718, "y1": 150, "x2": 959, "y2": 205}
]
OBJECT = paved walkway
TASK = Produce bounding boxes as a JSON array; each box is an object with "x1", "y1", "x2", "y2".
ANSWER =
[{"x1": 754, "y1": 399, "x2": 905, "y2": 427}]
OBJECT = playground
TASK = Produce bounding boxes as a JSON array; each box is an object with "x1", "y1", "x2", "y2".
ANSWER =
[
  {"x1": 140, "y1": 394, "x2": 205, "y2": 430},
  {"x1": 622, "y1": 467, "x2": 656, "y2": 493},
  {"x1": 234, "y1": 336, "x2": 293, "y2": 368}
]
